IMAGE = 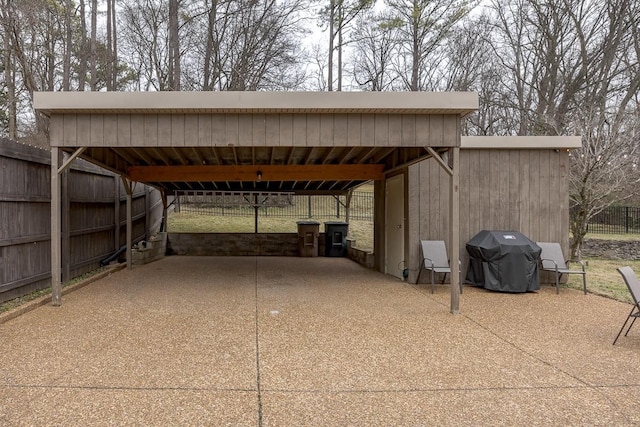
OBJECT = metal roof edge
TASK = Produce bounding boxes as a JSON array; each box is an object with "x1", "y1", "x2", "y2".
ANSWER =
[{"x1": 34, "y1": 91, "x2": 478, "y2": 115}]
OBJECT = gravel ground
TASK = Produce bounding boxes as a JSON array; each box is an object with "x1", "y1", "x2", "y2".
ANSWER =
[{"x1": 1, "y1": 256, "x2": 639, "y2": 426}]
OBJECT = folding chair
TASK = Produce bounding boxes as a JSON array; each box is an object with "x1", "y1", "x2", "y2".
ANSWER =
[
  {"x1": 613, "y1": 266, "x2": 640, "y2": 345},
  {"x1": 418, "y1": 240, "x2": 462, "y2": 294},
  {"x1": 537, "y1": 242, "x2": 587, "y2": 294}
]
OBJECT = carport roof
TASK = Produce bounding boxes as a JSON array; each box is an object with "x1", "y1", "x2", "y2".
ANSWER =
[
  {"x1": 35, "y1": 91, "x2": 478, "y2": 116},
  {"x1": 35, "y1": 91, "x2": 478, "y2": 194}
]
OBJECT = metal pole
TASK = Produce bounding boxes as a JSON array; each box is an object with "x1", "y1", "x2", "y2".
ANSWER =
[
  {"x1": 626, "y1": 206, "x2": 629, "y2": 234},
  {"x1": 254, "y1": 193, "x2": 259, "y2": 233}
]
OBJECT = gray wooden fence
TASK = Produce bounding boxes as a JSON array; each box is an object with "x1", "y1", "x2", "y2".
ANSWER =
[{"x1": 0, "y1": 138, "x2": 163, "y2": 304}]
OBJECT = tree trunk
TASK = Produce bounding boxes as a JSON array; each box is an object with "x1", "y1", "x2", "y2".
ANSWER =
[
  {"x1": 203, "y1": 0, "x2": 217, "y2": 90},
  {"x1": 169, "y1": 0, "x2": 180, "y2": 90},
  {"x1": 46, "y1": 8, "x2": 55, "y2": 90},
  {"x1": 106, "y1": 0, "x2": 113, "y2": 90},
  {"x1": 411, "y1": 3, "x2": 419, "y2": 92},
  {"x1": 63, "y1": 0, "x2": 72, "y2": 90},
  {"x1": 2, "y1": 0, "x2": 17, "y2": 139},
  {"x1": 90, "y1": 0, "x2": 97, "y2": 90},
  {"x1": 78, "y1": 0, "x2": 87, "y2": 90},
  {"x1": 328, "y1": 0, "x2": 335, "y2": 91},
  {"x1": 337, "y1": 7, "x2": 342, "y2": 91}
]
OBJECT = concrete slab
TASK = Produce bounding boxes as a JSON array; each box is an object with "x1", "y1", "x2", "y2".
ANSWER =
[{"x1": 1, "y1": 256, "x2": 640, "y2": 425}]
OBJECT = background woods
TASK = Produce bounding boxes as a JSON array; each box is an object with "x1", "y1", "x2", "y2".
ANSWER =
[{"x1": 0, "y1": 0, "x2": 639, "y2": 255}]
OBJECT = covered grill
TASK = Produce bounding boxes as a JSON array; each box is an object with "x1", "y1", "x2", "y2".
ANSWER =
[{"x1": 465, "y1": 230, "x2": 541, "y2": 293}]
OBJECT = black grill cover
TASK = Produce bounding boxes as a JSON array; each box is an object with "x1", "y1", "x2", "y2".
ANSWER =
[{"x1": 465, "y1": 230, "x2": 541, "y2": 293}]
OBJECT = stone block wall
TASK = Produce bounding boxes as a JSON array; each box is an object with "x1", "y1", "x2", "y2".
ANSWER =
[{"x1": 581, "y1": 239, "x2": 640, "y2": 260}]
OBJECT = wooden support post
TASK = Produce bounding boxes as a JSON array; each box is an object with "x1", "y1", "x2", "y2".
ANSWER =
[
  {"x1": 161, "y1": 190, "x2": 168, "y2": 232},
  {"x1": 373, "y1": 178, "x2": 386, "y2": 272},
  {"x1": 50, "y1": 146, "x2": 86, "y2": 306},
  {"x1": 61, "y1": 152, "x2": 70, "y2": 282},
  {"x1": 145, "y1": 186, "x2": 151, "y2": 239},
  {"x1": 114, "y1": 174, "x2": 121, "y2": 251},
  {"x1": 449, "y1": 147, "x2": 461, "y2": 314},
  {"x1": 121, "y1": 177, "x2": 133, "y2": 269},
  {"x1": 51, "y1": 147, "x2": 62, "y2": 306}
]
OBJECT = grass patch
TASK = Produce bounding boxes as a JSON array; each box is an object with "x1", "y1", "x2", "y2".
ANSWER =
[
  {"x1": 168, "y1": 212, "x2": 639, "y2": 301},
  {"x1": 168, "y1": 212, "x2": 374, "y2": 251},
  {"x1": 565, "y1": 258, "x2": 640, "y2": 303},
  {"x1": 0, "y1": 267, "x2": 109, "y2": 314},
  {"x1": 583, "y1": 232, "x2": 640, "y2": 242}
]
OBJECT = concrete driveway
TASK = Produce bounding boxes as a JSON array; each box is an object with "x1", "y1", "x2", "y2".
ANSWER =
[{"x1": 1, "y1": 256, "x2": 639, "y2": 426}]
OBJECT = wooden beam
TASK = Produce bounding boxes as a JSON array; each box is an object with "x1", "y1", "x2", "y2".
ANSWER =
[
  {"x1": 51, "y1": 147, "x2": 62, "y2": 306},
  {"x1": 127, "y1": 164, "x2": 385, "y2": 182},
  {"x1": 427, "y1": 147, "x2": 453, "y2": 176},
  {"x1": 58, "y1": 147, "x2": 87, "y2": 173},
  {"x1": 449, "y1": 147, "x2": 460, "y2": 314}
]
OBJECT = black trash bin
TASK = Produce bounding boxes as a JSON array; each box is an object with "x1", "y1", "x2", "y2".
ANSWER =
[
  {"x1": 324, "y1": 221, "x2": 349, "y2": 257},
  {"x1": 296, "y1": 221, "x2": 319, "y2": 257},
  {"x1": 465, "y1": 230, "x2": 541, "y2": 292}
]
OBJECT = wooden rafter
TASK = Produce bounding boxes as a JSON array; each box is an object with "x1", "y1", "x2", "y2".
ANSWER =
[
  {"x1": 151, "y1": 147, "x2": 172, "y2": 166},
  {"x1": 130, "y1": 147, "x2": 155, "y2": 165},
  {"x1": 338, "y1": 147, "x2": 358, "y2": 165},
  {"x1": 171, "y1": 147, "x2": 188, "y2": 165},
  {"x1": 110, "y1": 148, "x2": 138, "y2": 166}
]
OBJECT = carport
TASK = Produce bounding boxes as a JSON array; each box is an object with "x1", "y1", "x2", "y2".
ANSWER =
[{"x1": 34, "y1": 91, "x2": 478, "y2": 313}]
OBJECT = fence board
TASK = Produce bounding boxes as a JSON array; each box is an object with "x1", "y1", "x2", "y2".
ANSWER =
[{"x1": 0, "y1": 138, "x2": 163, "y2": 304}]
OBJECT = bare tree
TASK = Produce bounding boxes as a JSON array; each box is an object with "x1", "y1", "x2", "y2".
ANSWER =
[
  {"x1": 184, "y1": 0, "x2": 309, "y2": 91},
  {"x1": 120, "y1": 0, "x2": 172, "y2": 90},
  {"x1": 78, "y1": 0, "x2": 87, "y2": 90},
  {"x1": 168, "y1": 0, "x2": 181, "y2": 90},
  {"x1": 63, "y1": 0, "x2": 72, "y2": 91},
  {"x1": 487, "y1": 0, "x2": 640, "y2": 257},
  {"x1": 385, "y1": 0, "x2": 476, "y2": 91},
  {"x1": 0, "y1": 0, "x2": 16, "y2": 138},
  {"x1": 350, "y1": 10, "x2": 399, "y2": 91},
  {"x1": 105, "y1": 0, "x2": 117, "y2": 90},
  {"x1": 318, "y1": 0, "x2": 373, "y2": 91}
]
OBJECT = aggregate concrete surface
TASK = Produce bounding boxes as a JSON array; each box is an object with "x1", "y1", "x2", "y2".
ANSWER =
[{"x1": 1, "y1": 256, "x2": 639, "y2": 426}]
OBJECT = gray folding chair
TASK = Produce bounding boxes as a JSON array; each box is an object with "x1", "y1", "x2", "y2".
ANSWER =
[
  {"x1": 613, "y1": 266, "x2": 640, "y2": 345},
  {"x1": 537, "y1": 242, "x2": 587, "y2": 294},
  {"x1": 418, "y1": 240, "x2": 462, "y2": 294}
]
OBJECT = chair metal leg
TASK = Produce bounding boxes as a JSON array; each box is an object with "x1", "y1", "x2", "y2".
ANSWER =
[
  {"x1": 624, "y1": 315, "x2": 638, "y2": 337},
  {"x1": 583, "y1": 274, "x2": 587, "y2": 295},
  {"x1": 430, "y1": 269, "x2": 435, "y2": 294},
  {"x1": 613, "y1": 307, "x2": 637, "y2": 345},
  {"x1": 555, "y1": 270, "x2": 560, "y2": 294}
]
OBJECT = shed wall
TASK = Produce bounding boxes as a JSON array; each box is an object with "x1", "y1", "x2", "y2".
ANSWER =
[{"x1": 407, "y1": 148, "x2": 570, "y2": 284}]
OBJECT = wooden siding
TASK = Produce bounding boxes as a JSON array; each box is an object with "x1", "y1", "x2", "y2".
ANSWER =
[
  {"x1": 51, "y1": 113, "x2": 460, "y2": 148},
  {"x1": 0, "y1": 138, "x2": 163, "y2": 303},
  {"x1": 407, "y1": 148, "x2": 571, "y2": 284}
]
